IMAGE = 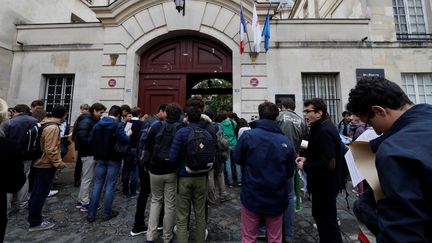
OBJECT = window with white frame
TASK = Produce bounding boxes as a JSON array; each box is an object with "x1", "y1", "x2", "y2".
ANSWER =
[
  {"x1": 401, "y1": 73, "x2": 432, "y2": 104},
  {"x1": 44, "y1": 75, "x2": 74, "y2": 120},
  {"x1": 393, "y1": 0, "x2": 428, "y2": 39},
  {"x1": 302, "y1": 73, "x2": 340, "y2": 123}
]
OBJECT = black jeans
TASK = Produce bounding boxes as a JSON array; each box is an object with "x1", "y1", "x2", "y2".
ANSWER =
[
  {"x1": 311, "y1": 192, "x2": 343, "y2": 243},
  {"x1": 133, "y1": 166, "x2": 163, "y2": 227},
  {"x1": 28, "y1": 167, "x2": 56, "y2": 227},
  {"x1": 74, "y1": 150, "x2": 83, "y2": 184},
  {"x1": 1, "y1": 193, "x2": 7, "y2": 242}
]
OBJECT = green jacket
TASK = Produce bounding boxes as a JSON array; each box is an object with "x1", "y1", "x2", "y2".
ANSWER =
[{"x1": 221, "y1": 119, "x2": 237, "y2": 147}]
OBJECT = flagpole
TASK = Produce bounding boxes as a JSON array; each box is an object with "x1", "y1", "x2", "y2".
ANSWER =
[{"x1": 241, "y1": 1, "x2": 253, "y2": 54}]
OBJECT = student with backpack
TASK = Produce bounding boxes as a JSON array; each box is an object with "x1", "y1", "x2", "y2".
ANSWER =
[
  {"x1": 28, "y1": 106, "x2": 67, "y2": 232},
  {"x1": 2, "y1": 104, "x2": 37, "y2": 212},
  {"x1": 169, "y1": 105, "x2": 215, "y2": 243},
  {"x1": 144, "y1": 103, "x2": 184, "y2": 242}
]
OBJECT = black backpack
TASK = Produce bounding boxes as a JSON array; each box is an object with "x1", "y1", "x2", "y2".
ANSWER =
[
  {"x1": 22, "y1": 122, "x2": 58, "y2": 161},
  {"x1": 151, "y1": 121, "x2": 182, "y2": 164},
  {"x1": 185, "y1": 127, "x2": 216, "y2": 174}
]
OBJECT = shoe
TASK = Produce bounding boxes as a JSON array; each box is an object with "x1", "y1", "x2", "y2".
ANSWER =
[
  {"x1": 104, "y1": 210, "x2": 119, "y2": 221},
  {"x1": 219, "y1": 195, "x2": 231, "y2": 203},
  {"x1": 173, "y1": 225, "x2": 177, "y2": 234},
  {"x1": 80, "y1": 204, "x2": 89, "y2": 212},
  {"x1": 29, "y1": 221, "x2": 55, "y2": 232},
  {"x1": 129, "y1": 193, "x2": 139, "y2": 199},
  {"x1": 130, "y1": 225, "x2": 148, "y2": 236},
  {"x1": 205, "y1": 228, "x2": 208, "y2": 240},
  {"x1": 74, "y1": 181, "x2": 80, "y2": 187},
  {"x1": 48, "y1": 190, "x2": 58, "y2": 197},
  {"x1": 237, "y1": 183, "x2": 242, "y2": 187},
  {"x1": 228, "y1": 184, "x2": 233, "y2": 188},
  {"x1": 157, "y1": 226, "x2": 163, "y2": 231},
  {"x1": 86, "y1": 216, "x2": 95, "y2": 223},
  {"x1": 76, "y1": 202, "x2": 83, "y2": 209}
]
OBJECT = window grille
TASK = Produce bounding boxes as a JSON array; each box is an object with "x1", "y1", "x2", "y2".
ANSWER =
[
  {"x1": 44, "y1": 75, "x2": 74, "y2": 121},
  {"x1": 302, "y1": 73, "x2": 340, "y2": 123},
  {"x1": 401, "y1": 73, "x2": 432, "y2": 104},
  {"x1": 393, "y1": 0, "x2": 428, "y2": 39}
]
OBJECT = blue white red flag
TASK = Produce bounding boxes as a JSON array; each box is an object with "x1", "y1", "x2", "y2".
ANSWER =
[{"x1": 240, "y1": 6, "x2": 247, "y2": 54}]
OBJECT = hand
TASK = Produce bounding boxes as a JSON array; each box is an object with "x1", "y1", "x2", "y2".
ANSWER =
[
  {"x1": 295, "y1": 157, "x2": 306, "y2": 170},
  {"x1": 58, "y1": 162, "x2": 66, "y2": 170},
  {"x1": 127, "y1": 130, "x2": 133, "y2": 136}
]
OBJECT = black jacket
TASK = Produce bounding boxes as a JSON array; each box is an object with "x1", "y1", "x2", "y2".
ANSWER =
[
  {"x1": 304, "y1": 118, "x2": 344, "y2": 196},
  {"x1": 0, "y1": 137, "x2": 25, "y2": 193},
  {"x1": 370, "y1": 104, "x2": 432, "y2": 242},
  {"x1": 74, "y1": 113, "x2": 98, "y2": 156}
]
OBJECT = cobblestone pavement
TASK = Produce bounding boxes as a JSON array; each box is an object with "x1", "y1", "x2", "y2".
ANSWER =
[{"x1": 5, "y1": 164, "x2": 361, "y2": 242}]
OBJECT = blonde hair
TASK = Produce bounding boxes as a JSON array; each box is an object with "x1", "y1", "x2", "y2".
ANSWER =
[{"x1": 0, "y1": 98, "x2": 8, "y2": 123}]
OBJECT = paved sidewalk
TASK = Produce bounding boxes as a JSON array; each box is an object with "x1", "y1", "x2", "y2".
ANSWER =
[{"x1": 5, "y1": 164, "x2": 361, "y2": 242}]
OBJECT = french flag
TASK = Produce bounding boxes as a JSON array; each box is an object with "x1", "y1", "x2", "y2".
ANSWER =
[{"x1": 240, "y1": 6, "x2": 247, "y2": 54}]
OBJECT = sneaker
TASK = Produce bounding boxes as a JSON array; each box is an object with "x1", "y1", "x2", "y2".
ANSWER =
[
  {"x1": 173, "y1": 225, "x2": 177, "y2": 234},
  {"x1": 76, "y1": 202, "x2": 83, "y2": 209},
  {"x1": 130, "y1": 225, "x2": 148, "y2": 236},
  {"x1": 29, "y1": 221, "x2": 55, "y2": 232},
  {"x1": 129, "y1": 193, "x2": 139, "y2": 199},
  {"x1": 237, "y1": 183, "x2": 242, "y2": 187},
  {"x1": 80, "y1": 204, "x2": 89, "y2": 212},
  {"x1": 205, "y1": 228, "x2": 208, "y2": 240},
  {"x1": 47, "y1": 190, "x2": 58, "y2": 197},
  {"x1": 104, "y1": 210, "x2": 119, "y2": 221},
  {"x1": 157, "y1": 226, "x2": 163, "y2": 231},
  {"x1": 219, "y1": 195, "x2": 231, "y2": 203}
]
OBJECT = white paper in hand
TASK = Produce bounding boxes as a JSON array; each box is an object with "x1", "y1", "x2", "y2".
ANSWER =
[
  {"x1": 344, "y1": 149, "x2": 365, "y2": 187},
  {"x1": 124, "y1": 122, "x2": 132, "y2": 133}
]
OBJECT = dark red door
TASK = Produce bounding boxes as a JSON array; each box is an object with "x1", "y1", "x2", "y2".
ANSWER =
[
  {"x1": 138, "y1": 74, "x2": 186, "y2": 115},
  {"x1": 139, "y1": 36, "x2": 232, "y2": 115}
]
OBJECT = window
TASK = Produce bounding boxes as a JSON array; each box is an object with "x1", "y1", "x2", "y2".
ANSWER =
[
  {"x1": 44, "y1": 75, "x2": 74, "y2": 120},
  {"x1": 401, "y1": 73, "x2": 432, "y2": 104},
  {"x1": 302, "y1": 73, "x2": 340, "y2": 123},
  {"x1": 393, "y1": 0, "x2": 430, "y2": 40}
]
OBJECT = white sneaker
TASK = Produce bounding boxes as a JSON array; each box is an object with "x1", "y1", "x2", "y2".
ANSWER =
[
  {"x1": 48, "y1": 190, "x2": 58, "y2": 197},
  {"x1": 29, "y1": 221, "x2": 55, "y2": 232},
  {"x1": 205, "y1": 229, "x2": 208, "y2": 240}
]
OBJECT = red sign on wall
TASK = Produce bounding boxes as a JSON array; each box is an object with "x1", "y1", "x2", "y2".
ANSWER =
[
  {"x1": 249, "y1": 77, "x2": 259, "y2": 87},
  {"x1": 108, "y1": 79, "x2": 117, "y2": 87}
]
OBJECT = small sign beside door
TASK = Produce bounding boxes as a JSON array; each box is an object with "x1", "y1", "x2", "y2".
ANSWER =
[
  {"x1": 108, "y1": 79, "x2": 117, "y2": 88},
  {"x1": 249, "y1": 77, "x2": 259, "y2": 87}
]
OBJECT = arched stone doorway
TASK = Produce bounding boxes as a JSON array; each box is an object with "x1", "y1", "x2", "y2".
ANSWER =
[{"x1": 139, "y1": 35, "x2": 233, "y2": 115}]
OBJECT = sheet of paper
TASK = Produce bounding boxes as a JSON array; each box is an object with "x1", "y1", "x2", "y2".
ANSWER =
[
  {"x1": 350, "y1": 141, "x2": 384, "y2": 201},
  {"x1": 124, "y1": 122, "x2": 132, "y2": 133},
  {"x1": 355, "y1": 128, "x2": 379, "y2": 142},
  {"x1": 344, "y1": 149, "x2": 365, "y2": 187},
  {"x1": 300, "y1": 140, "x2": 308, "y2": 149}
]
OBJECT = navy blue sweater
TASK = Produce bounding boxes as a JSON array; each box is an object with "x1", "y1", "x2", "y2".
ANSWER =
[{"x1": 89, "y1": 116, "x2": 130, "y2": 161}]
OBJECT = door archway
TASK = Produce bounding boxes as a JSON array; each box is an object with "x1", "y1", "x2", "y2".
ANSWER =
[{"x1": 139, "y1": 35, "x2": 232, "y2": 115}]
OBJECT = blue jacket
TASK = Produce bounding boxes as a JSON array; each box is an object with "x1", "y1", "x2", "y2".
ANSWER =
[
  {"x1": 89, "y1": 116, "x2": 130, "y2": 161},
  {"x1": 169, "y1": 122, "x2": 213, "y2": 177},
  {"x1": 370, "y1": 104, "x2": 432, "y2": 242},
  {"x1": 234, "y1": 119, "x2": 295, "y2": 215},
  {"x1": 2, "y1": 113, "x2": 37, "y2": 150}
]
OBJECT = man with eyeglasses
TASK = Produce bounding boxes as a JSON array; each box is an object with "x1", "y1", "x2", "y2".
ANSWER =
[
  {"x1": 346, "y1": 76, "x2": 432, "y2": 242},
  {"x1": 296, "y1": 98, "x2": 344, "y2": 243}
]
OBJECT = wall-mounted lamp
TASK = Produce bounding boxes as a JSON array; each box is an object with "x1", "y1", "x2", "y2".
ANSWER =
[
  {"x1": 174, "y1": 0, "x2": 185, "y2": 16},
  {"x1": 110, "y1": 54, "x2": 119, "y2": 65}
]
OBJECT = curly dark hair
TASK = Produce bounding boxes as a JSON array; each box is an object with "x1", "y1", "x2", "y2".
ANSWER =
[{"x1": 346, "y1": 77, "x2": 413, "y2": 116}]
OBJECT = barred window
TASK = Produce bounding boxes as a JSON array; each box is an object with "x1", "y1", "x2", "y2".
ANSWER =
[
  {"x1": 44, "y1": 75, "x2": 74, "y2": 120},
  {"x1": 393, "y1": 0, "x2": 427, "y2": 38},
  {"x1": 401, "y1": 73, "x2": 432, "y2": 104},
  {"x1": 302, "y1": 73, "x2": 340, "y2": 123}
]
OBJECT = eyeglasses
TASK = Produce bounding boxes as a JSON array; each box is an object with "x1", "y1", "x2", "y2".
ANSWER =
[{"x1": 303, "y1": 109, "x2": 315, "y2": 114}]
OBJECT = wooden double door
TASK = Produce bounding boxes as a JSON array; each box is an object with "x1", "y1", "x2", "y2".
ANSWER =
[{"x1": 139, "y1": 36, "x2": 232, "y2": 115}]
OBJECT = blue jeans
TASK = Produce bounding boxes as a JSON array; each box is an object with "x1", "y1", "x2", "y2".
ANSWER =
[
  {"x1": 28, "y1": 167, "x2": 56, "y2": 227},
  {"x1": 225, "y1": 150, "x2": 241, "y2": 185},
  {"x1": 284, "y1": 177, "x2": 295, "y2": 241},
  {"x1": 122, "y1": 148, "x2": 138, "y2": 195},
  {"x1": 87, "y1": 160, "x2": 121, "y2": 218}
]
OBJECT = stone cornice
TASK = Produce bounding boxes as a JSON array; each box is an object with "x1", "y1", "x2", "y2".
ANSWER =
[{"x1": 90, "y1": 0, "x2": 279, "y2": 26}]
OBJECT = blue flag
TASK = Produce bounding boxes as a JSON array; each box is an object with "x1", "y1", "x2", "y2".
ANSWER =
[{"x1": 262, "y1": 13, "x2": 270, "y2": 52}]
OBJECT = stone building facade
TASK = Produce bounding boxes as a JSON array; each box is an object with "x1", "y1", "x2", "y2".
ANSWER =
[{"x1": 1, "y1": 0, "x2": 431, "y2": 122}]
